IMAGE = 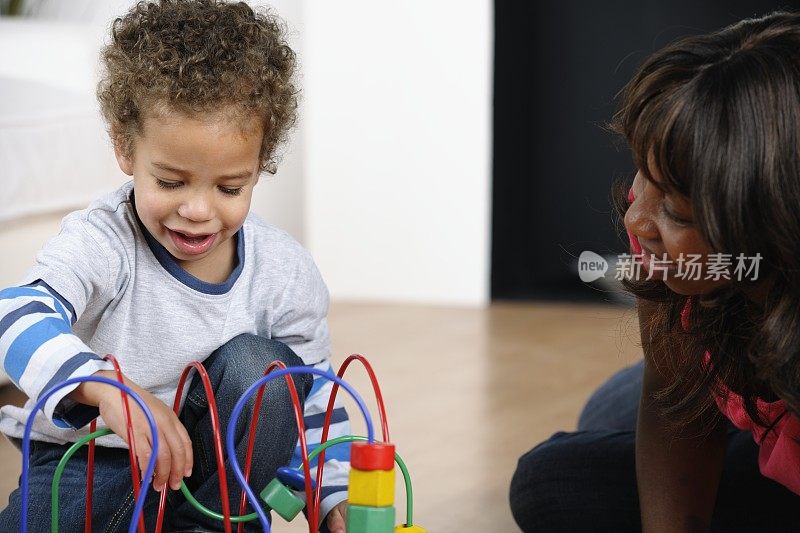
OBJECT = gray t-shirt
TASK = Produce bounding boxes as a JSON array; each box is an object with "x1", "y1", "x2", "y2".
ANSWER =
[{"x1": 0, "y1": 181, "x2": 331, "y2": 448}]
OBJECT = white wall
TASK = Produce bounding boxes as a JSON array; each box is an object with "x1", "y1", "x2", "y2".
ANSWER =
[
  {"x1": 303, "y1": 1, "x2": 493, "y2": 306},
  {"x1": 247, "y1": 0, "x2": 306, "y2": 241}
]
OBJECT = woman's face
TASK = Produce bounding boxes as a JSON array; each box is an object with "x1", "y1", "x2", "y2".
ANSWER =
[{"x1": 624, "y1": 171, "x2": 731, "y2": 295}]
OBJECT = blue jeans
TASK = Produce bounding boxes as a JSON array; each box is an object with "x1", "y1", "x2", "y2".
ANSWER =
[
  {"x1": 0, "y1": 334, "x2": 312, "y2": 532},
  {"x1": 509, "y1": 360, "x2": 800, "y2": 533}
]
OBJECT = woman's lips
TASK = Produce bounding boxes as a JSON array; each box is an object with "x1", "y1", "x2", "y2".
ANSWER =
[
  {"x1": 168, "y1": 229, "x2": 217, "y2": 256},
  {"x1": 638, "y1": 244, "x2": 677, "y2": 273}
]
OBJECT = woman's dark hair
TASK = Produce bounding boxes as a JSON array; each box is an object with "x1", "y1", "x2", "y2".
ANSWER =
[
  {"x1": 611, "y1": 11, "x2": 800, "y2": 430},
  {"x1": 98, "y1": 0, "x2": 298, "y2": 174}
]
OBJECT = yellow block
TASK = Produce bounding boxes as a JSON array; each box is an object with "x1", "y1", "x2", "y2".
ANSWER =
[
  {"x1": 395, "y1": 525, "x2": 428, "y2": 532},
  {"x1": 348, "y1": 468, "x2": 395, "y2": 507}
]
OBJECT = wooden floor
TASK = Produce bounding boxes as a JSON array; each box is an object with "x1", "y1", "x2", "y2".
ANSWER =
[{"x1": 0, "y1": 301, "x2": 643, "y2": 532}]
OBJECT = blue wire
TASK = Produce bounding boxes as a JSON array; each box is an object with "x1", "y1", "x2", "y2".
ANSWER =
[
  {"x1": 21, "y1": 376, "x2": 159, "y2": 533},
  {"x1": 226, "y1": 367, "x2": 375, "y2": 531}
]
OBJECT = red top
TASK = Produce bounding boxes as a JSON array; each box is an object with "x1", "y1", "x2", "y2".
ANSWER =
[
  {"x1": 682, "y1": 300, "x2": 800, "y2": 494},
  {"x1": 627, "y1": 188, "x2": 800, "y2": 494}
]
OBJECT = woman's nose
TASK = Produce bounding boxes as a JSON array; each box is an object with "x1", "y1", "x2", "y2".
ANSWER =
[
  {"x1": 177, "y1": 192, "x2": 214, "y2": 222},
  {"x1": 624, "y1": 195, "x2": 659, "y2": 241}
]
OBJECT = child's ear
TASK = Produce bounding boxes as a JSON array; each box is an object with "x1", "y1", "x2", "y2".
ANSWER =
[{"x1": 112, "y1": 133, "x2": 134, "y2": 176}]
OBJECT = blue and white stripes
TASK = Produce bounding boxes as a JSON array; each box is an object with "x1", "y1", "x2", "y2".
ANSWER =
[
  {"x1": 292, "y1": 359, "x2": 351, "y2": 519},
  {"x1": 0, "y1": 281, "x2": 110, "y2": 428}
]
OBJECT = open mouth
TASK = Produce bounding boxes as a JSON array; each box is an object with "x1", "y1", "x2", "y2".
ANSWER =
[
  {"x1": 639, "y1": 244, "x2": 676, "y2": 274},
  {"x1": 168, "y1": 229, "x2": 217, "y2": 256}
]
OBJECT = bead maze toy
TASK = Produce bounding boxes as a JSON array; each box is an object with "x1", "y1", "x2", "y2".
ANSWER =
[{"x1": 20, "y1": 353, "x2": 426, "y2": 533}]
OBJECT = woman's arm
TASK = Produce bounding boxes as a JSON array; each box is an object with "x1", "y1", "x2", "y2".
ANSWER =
[{"x1": 636, "y1": 298, "x2": 727, "y2": 532}]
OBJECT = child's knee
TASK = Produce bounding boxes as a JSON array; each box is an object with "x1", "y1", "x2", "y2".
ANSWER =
[{"x1": 216, "y1": 334, "x2": 312, "y2": 397}]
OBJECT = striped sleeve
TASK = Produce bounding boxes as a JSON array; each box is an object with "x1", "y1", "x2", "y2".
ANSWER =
[
  {"x1": 289, "y1": 359, "x2": 351, "y2": 522},
  {"x1": 0, "y1": 281, "x2": 112, "y2": 428}
]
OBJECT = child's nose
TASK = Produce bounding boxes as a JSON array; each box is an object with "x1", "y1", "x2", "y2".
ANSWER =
[{"x1": 177, "y1": 193, "x2": 214, "y2": 222}]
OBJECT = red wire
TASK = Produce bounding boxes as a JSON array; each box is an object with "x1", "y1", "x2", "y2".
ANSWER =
[
  {"x1": 81, "y1": 354, "x2": 316, "y2": 531},
  {"x1": 237, "y1": 361, "x2": 286, "y2": 533},
  {"x1": 84, "y1": 419, "x2": 96, "y2": 533},
  {"x1": 103, "y1": 354, "x2": 145, "y2": 533},
  {"x1": 155, "y1": 362, "x2": 233, "y2": 533},
  {"x1": 313, "y1": 354, "x2": 390, "y2": 520},
  {"x1": 236, "y1": 361, "x2": 313, "y2": 533},
  {"x1": 236, "y1": 362, "x2": 289, "y2": 533}
]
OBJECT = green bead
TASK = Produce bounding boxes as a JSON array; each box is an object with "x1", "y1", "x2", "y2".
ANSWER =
[
  {"x1": 259, "y1": 478, "x2": 305, "y2": 521},
  {"x1": 346, "y1": 504, "x2": 395, "y2": 533}
]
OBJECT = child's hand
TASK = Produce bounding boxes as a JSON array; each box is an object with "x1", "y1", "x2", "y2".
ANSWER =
[
  {"x1": 326, "y1": 500, "x2": 348, "y2": 533},
  {"x1": 94, "y1": 373, "x2": 193, "y2": 492}
]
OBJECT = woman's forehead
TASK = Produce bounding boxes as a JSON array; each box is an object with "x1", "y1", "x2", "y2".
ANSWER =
[{"x1": 638, "y1": 146, "x2": 694, "y2": 197}]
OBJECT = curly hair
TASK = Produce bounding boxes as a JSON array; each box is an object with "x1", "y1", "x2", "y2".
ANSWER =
[
  {"x1": 610, "y1": 11, "x2": 800, "y2": 431},
  {"x1": 97, "y1": 0, "x2": 298, "y2": 174}
]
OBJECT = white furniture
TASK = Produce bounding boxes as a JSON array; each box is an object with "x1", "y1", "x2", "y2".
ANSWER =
[
  {"x1": 0, "y1": 8, "x2": 131, "y2": 223},
  {"x1": 0, "y1": 76, "x2": 123, "y2": 223},
  {"x1": 0, "y1": 2, "x2": 134, "y2": 386}
]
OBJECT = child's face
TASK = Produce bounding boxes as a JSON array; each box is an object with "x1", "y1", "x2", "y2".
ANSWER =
[
  {"x1": 115, "y1": 109, "x2": 262, "y2": 279},
  {"x1": 624, "y1": 171, "x2": 730, "y2": 296}
]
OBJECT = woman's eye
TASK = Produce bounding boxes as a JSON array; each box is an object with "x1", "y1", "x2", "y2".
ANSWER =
[
  {"x1": 156, "y1": 179, "x2": 181, "y2": 190},
  {"x1": 664, "y1": 205, "x2": 691, "y2": 225},
  {"x1": 219, "y1": 186, "x2": 243, "y2": 196}
]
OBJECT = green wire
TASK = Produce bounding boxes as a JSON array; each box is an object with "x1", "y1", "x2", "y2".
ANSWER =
[
  {"x1": 51, "y1": 428, "x2": 113, "y2": 532},
  {"x1": 50, "y1": 426, "x2": 259, "y2": 525},
  {"x1": 52, "y1": 431, "x2": 416, "y2": 528},
  {"x1": 179, "y1": 435, "x2": 416, "y2": 526},
  {"x1": 178, "y1": 482, "x2": 258, "y2": 522}
]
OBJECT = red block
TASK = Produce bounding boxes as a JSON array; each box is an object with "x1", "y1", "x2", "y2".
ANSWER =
[{"x1": 351, "y1": 442, "x2": 395, "y2": 471}]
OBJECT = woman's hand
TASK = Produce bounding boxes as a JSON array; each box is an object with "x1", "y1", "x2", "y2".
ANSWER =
[
  {"x1": 74, "y1": 370, "x2": 193, "y2": 492},
  {"x1": 326, "y1": 500, "x2": 348, "y2": 533}
]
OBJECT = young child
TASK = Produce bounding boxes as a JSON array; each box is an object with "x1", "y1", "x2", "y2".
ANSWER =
[
  {"x1": 511, "y1": 11, "x2": 800, "y2": 533},
  {"x1": 0, "y1": 1, "x2": 350, "y2": 531}
]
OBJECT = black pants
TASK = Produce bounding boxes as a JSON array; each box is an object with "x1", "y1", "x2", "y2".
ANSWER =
[{"x1": 509, "y1": 360, "x2": 800, "y2": 533}]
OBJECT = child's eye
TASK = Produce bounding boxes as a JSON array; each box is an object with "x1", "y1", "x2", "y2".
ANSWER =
[
  {"x1": 219, "y1": 186, "x2": 243, "y2": 196},
  {"x1": 156, "y1": 179, "x2": 181, "y2": 190}
]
